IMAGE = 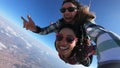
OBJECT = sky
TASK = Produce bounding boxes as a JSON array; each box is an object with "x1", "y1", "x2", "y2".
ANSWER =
[{"x1": 0, "y1": 0, "x2": 120, "y2": 68}]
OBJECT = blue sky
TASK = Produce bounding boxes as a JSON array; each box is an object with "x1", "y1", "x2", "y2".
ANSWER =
[{"x1": 0, "y1": 0, "x2": 120, "y2": 68}]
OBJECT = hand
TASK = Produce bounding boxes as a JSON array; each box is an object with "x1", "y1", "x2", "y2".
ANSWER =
[{"x1": 21, "y1": 15, "x2": 37, "y2": 32}]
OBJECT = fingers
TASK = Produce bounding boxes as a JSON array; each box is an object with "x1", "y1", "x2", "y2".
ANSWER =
[
  {"x1": 27, "y1": 15, "x2": 35, "y2": 27},
  {"x1": 21, "y1": 16, "x2": 28, "y2": 28},
  {"x1": 21, "y1": 16, "x2": 27, "y2": 22},
  {"x1": 27, "y1": 15, "x2": 33, "y2": 23}
]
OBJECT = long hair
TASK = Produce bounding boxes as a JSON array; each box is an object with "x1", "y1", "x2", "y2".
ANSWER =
[{"x1": 75, "y1": 6, "x2": 95, "y2": 25}]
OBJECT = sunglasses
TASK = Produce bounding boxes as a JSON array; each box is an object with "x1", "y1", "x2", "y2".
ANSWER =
[
  {"x1": 60, "y1": 7, "x2": 77, "y2": 13},
  {"x1": 56, "y1": 33, "x2": 77, "y2": 43}
]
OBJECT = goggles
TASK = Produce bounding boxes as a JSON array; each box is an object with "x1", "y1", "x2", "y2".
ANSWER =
[
  {"x1": 60, "y1": 7, "x2": 77, "y2": 13},
  {"x1": 56, "y1": 33, "x2": 77, "y2": 43}
]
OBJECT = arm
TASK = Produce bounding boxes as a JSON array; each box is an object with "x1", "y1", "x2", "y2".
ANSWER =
[
  {"x1": 35, "y1": 21, "x2": 60, "y2": 35},
  {"x1": 84, "y1": 21, "x2": 120, "y2": 65},
  {"x1": 21, "y1": 15, "x2": 60, "y2": 35}
]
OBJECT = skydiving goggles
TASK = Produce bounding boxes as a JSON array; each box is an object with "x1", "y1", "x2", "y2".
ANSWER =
[
  {"x1": 56, "y1": 33, "x2": 77, "y2": 43},
  {"x1": 60, "y1": 7, "x2": 77, "y2": 13}
]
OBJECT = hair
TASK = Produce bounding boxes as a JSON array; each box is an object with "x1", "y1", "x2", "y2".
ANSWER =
[
  {"x1": 62, "y1": 0, "x2": 81, "y2": 9},
  {"x1": 57, "y1": 24, "x2": 76, "y2": 34},
  {"x1": 75, "y1": 6, "x2": 95, "y2": 25}
]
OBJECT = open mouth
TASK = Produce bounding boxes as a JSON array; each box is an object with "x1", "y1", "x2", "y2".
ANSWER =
[{"x1": 59, "y1": 46, "x2": 69, "y2": 51}]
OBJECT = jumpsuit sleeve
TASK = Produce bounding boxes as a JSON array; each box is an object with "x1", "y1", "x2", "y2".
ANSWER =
[
  {"x1": 33, "y1": 20, "x2": 60, "y2": 35},
  {"x1": 84, "y1": 21, "x2": 120, "y2": 67}
]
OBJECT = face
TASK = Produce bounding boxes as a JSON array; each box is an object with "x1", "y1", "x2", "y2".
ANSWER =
[
  {"x1": 60, "y1": 2, "x2": 78, "y2": 23},
  {"x1": 55, "y1": 28, "x2": 77, "y2": 58}
]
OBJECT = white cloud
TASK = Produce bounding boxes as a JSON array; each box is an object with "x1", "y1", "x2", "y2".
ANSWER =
[
  {"x1": 0, "y1": 42, "x2": 7, "y2": 50},
  {"x1": 5, "y1": 26, "x2": 18, "y2": 37}
]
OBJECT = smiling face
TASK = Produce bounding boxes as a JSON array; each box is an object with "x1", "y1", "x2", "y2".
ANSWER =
[
  {"x1": 61, "y1": 2, "x2": 78, "y2": 23},
  {"x1": 55, "y1": 28, "x2": 77, "y2": 58}
]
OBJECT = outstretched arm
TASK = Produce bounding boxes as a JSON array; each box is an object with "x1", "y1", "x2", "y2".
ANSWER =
[
  {"x1": 84, "y1": 21, "x2": 120, "y2": 67},
  {"x1": 21, "y1": 15, "x2": 60, "y2": 35}
]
